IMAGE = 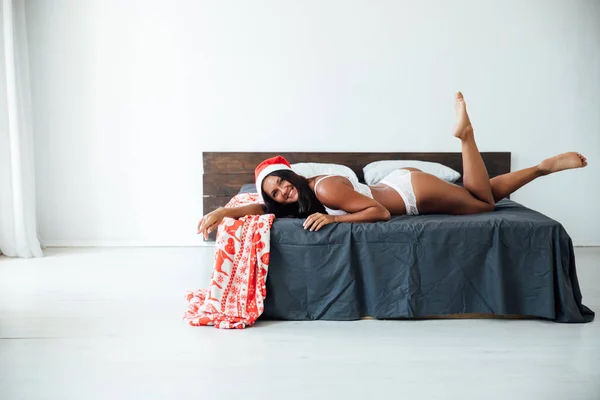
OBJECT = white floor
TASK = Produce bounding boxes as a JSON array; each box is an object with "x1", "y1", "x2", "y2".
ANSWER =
[{"x1": 0, "y1": 247, "x2": 598, "y2": 400}]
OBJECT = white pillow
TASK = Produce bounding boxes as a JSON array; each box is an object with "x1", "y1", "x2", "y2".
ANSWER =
[
  {"x1": 291, "y1": 163, "x2": 359, "y2": 182},
  {"x1": 363, "y1": 160, "x2": 461, "y2": 185}
]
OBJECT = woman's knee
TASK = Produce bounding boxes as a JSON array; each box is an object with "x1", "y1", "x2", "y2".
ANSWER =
[{"x1": 463, "y1": 201, "x2": 495, "y2": 214}]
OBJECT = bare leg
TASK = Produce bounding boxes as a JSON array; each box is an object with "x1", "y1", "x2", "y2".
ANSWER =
[
  {"x1": 411, "y1": 92, "x2": 496, "y2": 215},
  {"x1": 413, "y1": 173, "x2": 495, "y2": 215},
  {"x1": 453, "y1": 92, "x2": 494, "y2": 207},
  {"x1": 490, "y1": 152, "x2": 588, "y2": 201},
  {"x1": 414, "y1": 151, "x2": 589, "y2": 215},
  {"x1": 489, "y1": 167, "x2": 541, "y2": 202},
  {"x1": 409, "y1": 92, "x2": 588, "y2": 216}
]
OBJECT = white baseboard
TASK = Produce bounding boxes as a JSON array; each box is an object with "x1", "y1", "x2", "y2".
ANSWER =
[
  {"x1": 44, "y1": 240, "x2": 214, "y2": 248},
  {"x1": 574, "y1": 242, "x2": 600, "y2": 247}
]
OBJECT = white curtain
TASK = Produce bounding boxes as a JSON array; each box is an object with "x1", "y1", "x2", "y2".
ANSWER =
[{"x1": 0, "y1": 0, "x2": 42, "y2": 258}]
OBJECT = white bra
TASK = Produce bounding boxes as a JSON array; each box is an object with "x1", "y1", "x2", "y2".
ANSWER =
[{"x1": 313, "y1": 175, "x2": 373, "y2": 216}]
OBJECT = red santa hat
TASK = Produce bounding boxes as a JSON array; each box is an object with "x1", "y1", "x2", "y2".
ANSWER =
[{"x1": 255, "y1": 155, "x2": 292, "y2": 201}]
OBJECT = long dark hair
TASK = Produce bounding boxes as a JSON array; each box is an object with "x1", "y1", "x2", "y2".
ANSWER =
[{"x1": 261, "y1": 170, "x2": 326, "y2": 218}]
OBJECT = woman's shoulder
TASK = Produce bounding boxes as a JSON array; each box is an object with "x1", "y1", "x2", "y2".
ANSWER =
[
  {"x1": 313, "y1": 175, "x2": 353, "y2": 195},
  {"x1": 313, "y1": 174, "x2": 352, "y2": 184}
]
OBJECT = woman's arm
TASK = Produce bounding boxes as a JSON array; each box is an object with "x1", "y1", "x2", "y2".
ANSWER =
[
  {"x1": 304, "y1": 177, "x2": 390, "y2": 231},
  {"x1": 197, "y1": 203, "x2": 265, "y2": 239},
  {"x1": 331, "y1": 206, "x2": 391, "y2": 223}
]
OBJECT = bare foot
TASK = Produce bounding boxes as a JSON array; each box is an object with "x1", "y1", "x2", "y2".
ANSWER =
[
  {"x1": 538, "y1": 152, "x2": 588, "y2": 175},
  {"x1": 453, "y1": 92, "x2": 474, "y2": 141}
]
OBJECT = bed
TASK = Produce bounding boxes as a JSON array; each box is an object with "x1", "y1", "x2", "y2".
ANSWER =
[{"x1": 203, "y1": 152, "x2": 594, "y2": 323}]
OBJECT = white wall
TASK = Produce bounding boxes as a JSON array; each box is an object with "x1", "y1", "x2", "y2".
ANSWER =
[{"x1": 25, "y1": 0, "x2": 600, "y2": 246}]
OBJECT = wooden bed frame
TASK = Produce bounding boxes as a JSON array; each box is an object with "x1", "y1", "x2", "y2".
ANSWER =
[{"x1": 203, "y1": 151, "x2": 512, "y2": 218}]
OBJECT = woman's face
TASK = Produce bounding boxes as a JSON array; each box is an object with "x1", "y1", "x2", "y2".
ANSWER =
[{"x1": 262, "y1": 175, "x2": 299, "y2": 204}]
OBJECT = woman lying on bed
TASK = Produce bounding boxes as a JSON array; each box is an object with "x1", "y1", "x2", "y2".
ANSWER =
[{"x1": 197, "y1": 92, "x2": 588, "y2": 238}]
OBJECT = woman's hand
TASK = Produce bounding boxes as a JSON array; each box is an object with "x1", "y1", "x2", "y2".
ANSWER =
[
  {"x1": 303, "y1": 212, "x2": 336, "y2": 232},
  {"x1": 197, "y1": 207, "x2": 227, "y2": 239}
]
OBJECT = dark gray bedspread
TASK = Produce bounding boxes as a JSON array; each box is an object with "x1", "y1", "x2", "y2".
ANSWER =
[{"x1": 262, "y1": 199, "x2": 594, "y2": 323}]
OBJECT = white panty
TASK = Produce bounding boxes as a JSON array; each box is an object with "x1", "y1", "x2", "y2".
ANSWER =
[{"x1": 379, "y1": 169, "x2": 419, "y2": 216}]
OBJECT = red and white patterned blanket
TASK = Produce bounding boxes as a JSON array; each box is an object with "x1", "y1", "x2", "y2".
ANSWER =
[{"x1": 184, "y1": 193, "x2": 275, "y2": 329}]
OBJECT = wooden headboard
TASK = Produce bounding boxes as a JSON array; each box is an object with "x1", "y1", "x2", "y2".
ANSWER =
[{"x1": 203, "y1": 151, "x2": 511, "y2": 218}]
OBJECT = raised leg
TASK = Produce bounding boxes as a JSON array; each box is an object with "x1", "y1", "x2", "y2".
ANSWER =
[
  {"x1": 489, "y1": 167, "x2": 542, "y2": 202},
  {"x1": 453, "y1": 92, "x2": 494, "y2": 208},
  {"x1": 490, "y1": 152, "x2": 588, "y2": 201},
  {"x1": 409, "y1": 92, "x2": 589, "y2": 216},
  {"x1": 414, "y1": 150, "x2": 589, "y2": 215}
]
